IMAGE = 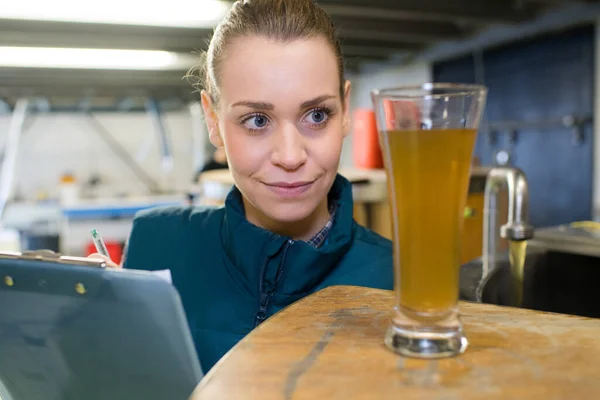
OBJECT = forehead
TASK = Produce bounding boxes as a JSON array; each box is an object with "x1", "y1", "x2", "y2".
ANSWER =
[{"x1": 219, "y1": 35, "x2": 340, "y2": 108}]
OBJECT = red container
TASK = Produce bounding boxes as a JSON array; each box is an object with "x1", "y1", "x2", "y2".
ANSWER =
[
  {"x1": 85, "y1": 241, "x2": 123, "y2": 265},
  {"x1": 383, "y1": 99, "x2": 420, "y2": 130},
  {"x1": 352, "y1": 108, "x2": 383, "y2": 169}
]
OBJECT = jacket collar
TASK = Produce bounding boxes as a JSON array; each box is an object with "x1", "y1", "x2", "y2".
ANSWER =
[{"x1": 220, "y1": 174, "x2": 355, "y2": 298}]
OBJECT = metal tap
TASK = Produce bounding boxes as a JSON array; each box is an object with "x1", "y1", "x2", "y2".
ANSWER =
[{"x1": 476, "y1": 167, "x2": 535, "y2": 302}]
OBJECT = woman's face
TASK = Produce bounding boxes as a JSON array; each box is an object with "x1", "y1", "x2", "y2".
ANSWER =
[{"x1": 202, "y1": 35, "x2": 351, "y2": 228}]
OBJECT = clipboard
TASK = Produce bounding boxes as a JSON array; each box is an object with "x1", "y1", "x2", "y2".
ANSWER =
[{"x1": 0, "y1": 250, "x2": 203, "y2": 400}]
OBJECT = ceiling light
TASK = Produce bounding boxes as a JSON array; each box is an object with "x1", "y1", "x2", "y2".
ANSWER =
[
  {"x1": 0, "y1": 47, "x2": 199, "y2": 70},
  {"x1": 0, "y1": 0, "x2": 231, "y2": 28}
]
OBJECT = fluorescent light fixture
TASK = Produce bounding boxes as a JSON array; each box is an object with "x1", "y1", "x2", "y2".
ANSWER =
[
  {"x1": 0, "y1": 46, "x2": 199, "y2": 70},
  {"x1": 0, "y1": 0, "x2": 231, "y2": 28}
]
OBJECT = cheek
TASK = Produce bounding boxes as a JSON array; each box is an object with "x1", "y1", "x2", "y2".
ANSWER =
[
  {"x1": 221, "y1": 122, "x2": 268, "y2": 174},
  {"x1": 309, "y1": 126, "x2": 345, "y2": 169}
]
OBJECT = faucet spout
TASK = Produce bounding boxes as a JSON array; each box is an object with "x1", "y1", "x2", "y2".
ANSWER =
[{"x1": 477, "y1": 167, "x2": 534, "y2": 302}]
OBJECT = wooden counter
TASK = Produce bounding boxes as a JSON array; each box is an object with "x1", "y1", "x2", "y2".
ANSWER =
[{"x1": 191, "y1": 286, "x2": 600, "y2": 400}]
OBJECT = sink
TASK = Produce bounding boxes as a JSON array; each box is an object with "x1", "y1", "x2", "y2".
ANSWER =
[{"x1": 460, "y1": 245, "x2": 600, "y2": 318}]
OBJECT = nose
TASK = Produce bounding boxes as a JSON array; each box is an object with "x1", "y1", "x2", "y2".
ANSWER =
[{"x1": 270, "y1": 123, "x2": 307, "y2": 171}]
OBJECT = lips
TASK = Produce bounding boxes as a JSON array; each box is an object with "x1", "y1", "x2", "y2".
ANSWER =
[
  {"x1": 263, "y1": 180, "x2": 315, "y2": 198},
  {"x1": 267, "y1": 181, "x2": 313, "y2": 188}
]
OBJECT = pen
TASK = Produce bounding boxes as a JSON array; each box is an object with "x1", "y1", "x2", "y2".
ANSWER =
[{"x1": 90, "y1": 229, "x2": 110, "y2": 258}]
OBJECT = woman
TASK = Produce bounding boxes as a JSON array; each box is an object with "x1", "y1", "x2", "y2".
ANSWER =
[{"x1": 93, "y1": 0, "x2": 393, "y2": 373}]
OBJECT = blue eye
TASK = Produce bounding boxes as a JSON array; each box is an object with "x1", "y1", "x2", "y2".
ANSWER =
[
  {"x1": 243, "y1": 114, "x2": 269, "y2": 131},
  {"x1": 304, "y1": 107, "x2": 331, "y2": 127},
  {"x1": 310, "y1": 110, "x2": 327, "y2": 123}
]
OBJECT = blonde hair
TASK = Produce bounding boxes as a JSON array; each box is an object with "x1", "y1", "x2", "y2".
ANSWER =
[{"x1": 188, "y1": 0, "x2": 345, "y2": 103}]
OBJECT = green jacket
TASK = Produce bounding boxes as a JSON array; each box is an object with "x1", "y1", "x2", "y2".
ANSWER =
[{"x1": 123, "y1": 174, "x2": 393, "y2": 372}]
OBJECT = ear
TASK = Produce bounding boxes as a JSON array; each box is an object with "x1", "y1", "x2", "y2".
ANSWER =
[
  {"x1": 200, "y1": 90, "x2": 223, "y2": 148},
  {"x1": 341, "y1": 80, "x2": 352, "y2": 138}
]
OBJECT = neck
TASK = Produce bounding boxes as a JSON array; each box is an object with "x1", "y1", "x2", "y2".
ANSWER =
[{"x1": 243, "y1": 198, "x2": 331, "y2": 241}]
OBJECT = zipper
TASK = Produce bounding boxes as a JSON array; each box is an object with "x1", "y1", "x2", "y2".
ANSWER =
[{"x1": 255, "y1": 239, "x2": 294, "y2": 327}]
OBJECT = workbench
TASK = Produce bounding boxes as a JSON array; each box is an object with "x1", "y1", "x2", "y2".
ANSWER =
[
  {"x1": 59, "y1": 195, "x2": 183, "y2": 256},
  {"x1": 191, "y1": 285, "x2": 600, "y2": 400}
]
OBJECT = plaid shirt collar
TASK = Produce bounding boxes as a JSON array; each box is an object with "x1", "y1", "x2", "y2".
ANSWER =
[{"x1": 305, "y1": 202, "x2": 337, "y2": 249}]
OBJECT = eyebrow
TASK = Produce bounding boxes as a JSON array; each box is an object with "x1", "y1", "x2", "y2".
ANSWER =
[
  {"x1": 231, "y1": 95, "x2": 336, "y2": 111},
  {"x1": 301, "y1": 95, "x2": 336, "y2": 109},
  {"x1": 231, "y1": 101, "x2": 274, "y2": 111}
]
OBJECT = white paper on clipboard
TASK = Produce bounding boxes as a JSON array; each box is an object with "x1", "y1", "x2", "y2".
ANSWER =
[{"x1": 150, "y1": 269, "x2": 173, "y2": 284}]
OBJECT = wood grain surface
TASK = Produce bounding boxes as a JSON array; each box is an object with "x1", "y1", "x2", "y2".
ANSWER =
[{"x1": 191, "y1": 285, "x2": 600, "y2": 400}]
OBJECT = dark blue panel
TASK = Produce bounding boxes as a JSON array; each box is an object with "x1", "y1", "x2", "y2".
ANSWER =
[
  {"x1": 62, "y1": 201, "x2": 181, "y2": 220},
  {"x1": 434, "y1": 25, "x2": 594, "y2": 227}
]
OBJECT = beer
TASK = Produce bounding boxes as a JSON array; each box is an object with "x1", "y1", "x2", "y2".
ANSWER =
[
  {"x1": 380, "y1": 128, "x2": 477, "y2": 317},
  {"x1": 509, "y1": 240, "x2": 528, "y2": 307}
]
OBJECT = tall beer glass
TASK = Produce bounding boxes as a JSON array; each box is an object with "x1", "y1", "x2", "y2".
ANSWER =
[{"x1": 371, "y1": 83, "x2": 487, "y2": 358}]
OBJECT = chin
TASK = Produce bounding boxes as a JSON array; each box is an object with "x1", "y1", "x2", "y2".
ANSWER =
[{"x1": 263, "y1": 202, "x2": 317, "y2": 223}]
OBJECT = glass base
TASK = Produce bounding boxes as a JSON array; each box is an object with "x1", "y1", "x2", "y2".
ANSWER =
[{"x1": 384, "y1": 307, "x2": 468, "y2": 359}]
